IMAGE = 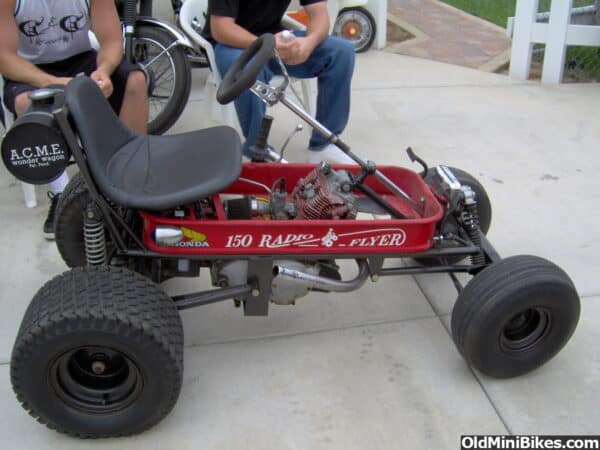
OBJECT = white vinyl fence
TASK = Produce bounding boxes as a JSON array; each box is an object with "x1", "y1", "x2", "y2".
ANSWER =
[{"x1": 509, "y1": 0, "x2": 600, "y2": 83}]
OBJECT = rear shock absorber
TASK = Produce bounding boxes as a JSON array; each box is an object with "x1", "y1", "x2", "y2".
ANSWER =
[
  {"x1": 460, "y1": 186, "x2": 485, "y2": 266},
  {"x1": 84, "y1": 203, "x2": 107, "y2": 266}
]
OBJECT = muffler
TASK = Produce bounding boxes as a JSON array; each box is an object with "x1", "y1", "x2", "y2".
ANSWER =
[{"x1": 273, "y1": 259, "x2": 369, "y2": 293}]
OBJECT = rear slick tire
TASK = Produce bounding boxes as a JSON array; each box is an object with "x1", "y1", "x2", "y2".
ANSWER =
[
  {"x1": 10, "y1": 267, "x2": 184, "y2": 437},
  {"x1": 451, "y1": 255, "x2": 580, "y2": 378}
]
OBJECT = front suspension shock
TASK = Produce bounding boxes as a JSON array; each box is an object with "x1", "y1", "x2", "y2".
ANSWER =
[
  {"x1": 461, "y1": 187, "x2": 485, "y2": 266},
  {"x1": 84, "y1": 203, "x2": 107, "y2": 266}
]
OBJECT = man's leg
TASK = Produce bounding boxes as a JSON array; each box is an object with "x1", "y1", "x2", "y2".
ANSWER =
[
  {"x1": 214, "y1": 43, "x2": 274, "y2": 157},
  {"x1": 274, "y1": 35, "x2": 355, "y2": 151},
  {"x1": 13, "y1": 91, "x2": 31, "y2": 115},
  {"x1": 102, "y1": 55, "x2": 148, "y2": 133},
  {"x1": 64, "y1": 51, "x2": 148, "y2": 133},
  {"x1": 116, "y1": 70, "x2": 148, "y2": 133}
]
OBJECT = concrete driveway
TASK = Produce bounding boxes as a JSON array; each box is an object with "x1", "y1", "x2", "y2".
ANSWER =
[{"x1": 0, "y1": 50, "x2": 599, "y2": 448}]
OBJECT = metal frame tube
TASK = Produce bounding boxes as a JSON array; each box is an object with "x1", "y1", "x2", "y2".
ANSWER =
[{"x1": 172, "y1": 284, "x2": 252, "y2": 310}]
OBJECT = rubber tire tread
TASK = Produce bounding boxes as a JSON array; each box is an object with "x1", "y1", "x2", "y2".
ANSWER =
[
  {"x1": 54, "y1": 172, "x2": 89, "y2": 268},
  {"x1": 10, "y1": 266, "x2": 184, "y2": 438},
  {"x1": 451, "y1": 255, "x2": 580, "y2": 378},
  {"x1": 135, "y1": 25, "x2": 192, "y2": 135}
]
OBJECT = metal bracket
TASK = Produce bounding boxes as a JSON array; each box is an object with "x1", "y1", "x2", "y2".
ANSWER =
[
  {"x1": 436, "y1": 165, "x2": 462, "y2": 191},
  {"x1": 243, "y1": 258, "x2": 273, "y2": 316},
  {"x1": 250, "y1": 80, "x2": 282, "y2": 106},
  {"x1": 367, "y1": 256, "x2": 385, "y2": 281}
]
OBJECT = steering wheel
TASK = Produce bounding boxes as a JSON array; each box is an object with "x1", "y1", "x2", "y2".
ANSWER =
[{"x1": 217, "y1": 33, "x2": 276, "y2": 105}]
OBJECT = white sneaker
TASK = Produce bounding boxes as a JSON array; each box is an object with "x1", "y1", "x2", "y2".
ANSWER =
[{"x1": 306, "y1": 143, "x2": 356, "y2": 164}]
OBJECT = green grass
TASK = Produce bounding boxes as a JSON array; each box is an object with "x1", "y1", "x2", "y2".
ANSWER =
[
  {"x1": 441, "y1": 0, "x2": 594, "y2": 27},
  {"x1": 442, "y1": 0, "x2": 600, "y2": 81}
]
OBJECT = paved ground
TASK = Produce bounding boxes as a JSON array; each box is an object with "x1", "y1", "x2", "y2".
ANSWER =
[
  {"x1": 1, "y1": 49, "x2": 600, "y2": 448},
  {"x1": 386, "y1": 0, "x2": 512, "y2": 72}
]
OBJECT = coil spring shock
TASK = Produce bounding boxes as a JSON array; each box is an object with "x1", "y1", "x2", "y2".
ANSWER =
[
  {"x1": 460, "y1": 186, "x2": 485, "y2": 266},
  {"x1": 84, "y1": 203, "x2": 107, "y2": 266}
]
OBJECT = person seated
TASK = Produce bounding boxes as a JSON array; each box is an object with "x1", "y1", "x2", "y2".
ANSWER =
[
  {"x1": 204, "y1": 0, "x2": 356, "y2": 164},
  {"x1": 0, "y1": 0, "x2": 148, "y2": 239}
]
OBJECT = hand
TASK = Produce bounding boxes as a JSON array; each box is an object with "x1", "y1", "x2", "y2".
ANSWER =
[
  {"x1": 275, "y1": 34, "x2": 313, "y2": 66},
  {"x1": 90, "y1": 69, "x2": 114, "y2": 97}
]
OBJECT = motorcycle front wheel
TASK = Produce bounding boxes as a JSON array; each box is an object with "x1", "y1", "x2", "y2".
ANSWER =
[{"x1": 134, "y1": 25, "x2": 192, "y2": 135}]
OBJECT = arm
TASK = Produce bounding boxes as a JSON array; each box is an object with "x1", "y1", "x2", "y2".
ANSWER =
[
  {"x1": 89, "y1": 0, "x2": 124, "y2": 97},
  {"x1": 0, "y1": 0, "x2": 71, "y2": 87},
  {"x1": 210, "y1": 15, "x2": 257, "y2": 48},
  {"x1": 301, "y1": 1, "x2": 329, "y2": 53}
]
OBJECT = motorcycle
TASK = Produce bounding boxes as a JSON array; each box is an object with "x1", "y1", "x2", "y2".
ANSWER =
[
  {"x1": 117, "y1": 0, "x2": 193, "y2": 134},
  {"x1": 2, "y1": 34, "x2": 580, "y2": 438}
]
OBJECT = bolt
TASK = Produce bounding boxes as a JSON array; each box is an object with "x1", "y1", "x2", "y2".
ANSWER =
[
  {"x1": 371, "y1": 274, "x2": 380, "y2": 282},
  {"x1": 92, "y1": 360, "x2": 106, "y2": 375},
  {"x1": 87, "y1": 211, "x2": 95, "y2": 219},
  {"x1": 251, "y1": 289, "x2": 260, "y2": 297}
]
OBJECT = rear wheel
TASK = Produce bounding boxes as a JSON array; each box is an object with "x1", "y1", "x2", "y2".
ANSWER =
[
  {"x1": 451, "y1": 255, "x2": 580, "y2": 378},
  {"x1": 333, "y1": 7, "x2": 377, "y2": 53},
  {"x1": 10, "y1": 267, "x2": 184, "y2": 437},
  {"x1": 55, "y1": 173, "x2": 137, "y2": 269},
  {"x1": 55, "y1": 172, "x2": 92, "y2": 267},
  {"x1": 134, "y1": 25, "x2": 191, "y2": 135}
]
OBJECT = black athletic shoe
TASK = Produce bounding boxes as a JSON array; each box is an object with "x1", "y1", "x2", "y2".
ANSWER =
[{"x1": 43, "y1": 192, "x2": 60, "y2": 240}]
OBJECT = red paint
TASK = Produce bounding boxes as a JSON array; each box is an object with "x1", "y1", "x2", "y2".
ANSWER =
[{"x1": 140, "y1": 163, "x2": 444, "y2": 256}]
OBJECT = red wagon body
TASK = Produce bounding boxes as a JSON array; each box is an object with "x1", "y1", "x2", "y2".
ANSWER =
[{"x1": 141, "y1": 163, "x2": 444, "y2": 256}]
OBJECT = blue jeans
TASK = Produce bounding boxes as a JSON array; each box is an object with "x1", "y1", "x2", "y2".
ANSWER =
[{"x1": 214, "y1": 34, "x2": 355, "y2": 157}]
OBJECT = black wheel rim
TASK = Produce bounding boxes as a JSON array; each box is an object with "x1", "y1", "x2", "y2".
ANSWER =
[
  {"x1": 500, "y1": 307, "x2": 551, "y2": 353},
  {"x1": 50, "y1": 346, "x2": 143, "y2": 414}
]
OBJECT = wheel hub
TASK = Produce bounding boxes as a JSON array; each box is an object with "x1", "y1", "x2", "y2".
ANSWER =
[
  {"x1": 500, "y1": 307, "x2": 551, "y2": 353},
  {"x1": 343, "y1": 23, "x2": 360, "y2": 39},
  {"x1": 91, "y1": 357, "x2": 107, "y2": 375},
  {"x1": 50, "y1": 346, "x2": 143, "y2": 414}
]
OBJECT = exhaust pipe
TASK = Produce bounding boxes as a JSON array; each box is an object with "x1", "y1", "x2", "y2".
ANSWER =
[
  {"x1": 154, "y1": 226, "x2": 184, "y2": 246},
  {"x1": 273, "y1": 259, "x2": 369, "y2": 293}
]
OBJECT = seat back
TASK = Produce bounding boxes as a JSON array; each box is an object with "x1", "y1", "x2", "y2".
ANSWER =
[
  {"x1": 65, "y1": 76, "x2": 136, "y2": 177},
  {"x1": 180, "y1": 0, "x2": 208, "y2": 29},
  {"x1": 179, "y1": 0, "x2": 216, "y2": 74}
]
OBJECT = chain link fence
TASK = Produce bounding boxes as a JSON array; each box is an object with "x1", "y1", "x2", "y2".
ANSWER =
[
  {"x1": 534, "y1": 1, "x2": 600, "y2": 82},
  {"x1": 443, "y1": 0, "x2": 600, "y2": 82}
]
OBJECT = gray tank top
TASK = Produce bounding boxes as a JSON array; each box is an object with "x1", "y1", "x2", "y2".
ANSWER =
[{"x1": 14, "y1": 0, "x2": 93, "y2": 64}]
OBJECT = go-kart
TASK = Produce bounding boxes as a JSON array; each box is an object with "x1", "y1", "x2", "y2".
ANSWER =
[{"x1": 2, "y1": 34, "x2": 580, "y2": 438}]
